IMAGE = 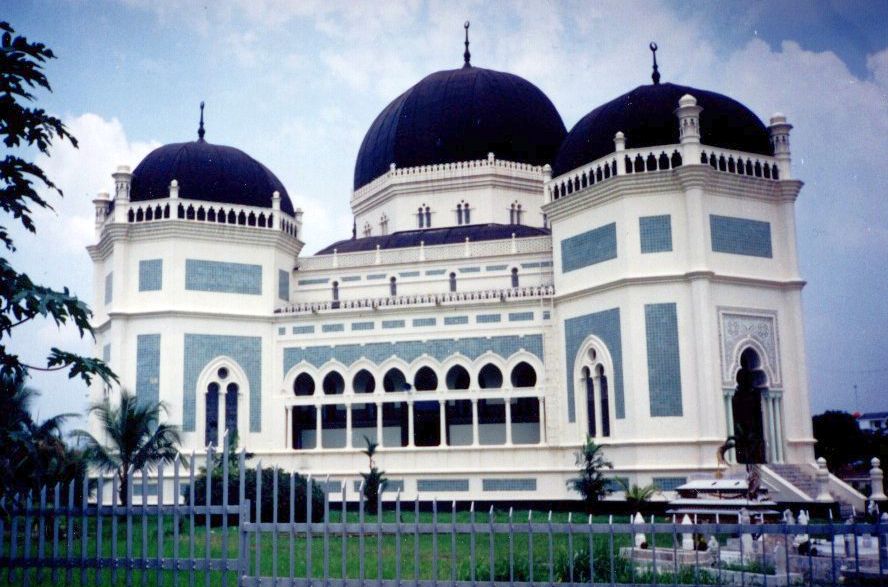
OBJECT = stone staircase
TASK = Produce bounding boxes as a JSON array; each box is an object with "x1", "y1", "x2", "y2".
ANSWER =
[{"x1": 767, "y1": 463, "x2": 819, "y2": 500}]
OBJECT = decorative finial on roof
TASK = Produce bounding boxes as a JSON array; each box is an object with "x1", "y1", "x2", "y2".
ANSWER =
[
  {"x1": 198, "y1": 101, "x2": 206, "y2": 141},
  {"x1": 649, "y1": 42, "x2": 660, "y2": 85},
  {"x1": 463, "y1": 21, "x2": 471, "y2": 68}
]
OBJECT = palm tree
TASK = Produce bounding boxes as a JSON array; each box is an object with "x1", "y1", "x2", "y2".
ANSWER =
[
  {"x1": 359, "y1": 436, "x2": 387, "y2": 513},
  {"x1": 567, "y1": 437, "x2": 613, "y2": 511},
  {"x1": 72, "y1": 390, "x2": 182, "y2": 504}
]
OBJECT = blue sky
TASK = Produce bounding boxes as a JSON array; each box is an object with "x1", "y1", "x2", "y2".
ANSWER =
[{"x1": 6, "y1": 0, "x2": 888, "y2": 424}]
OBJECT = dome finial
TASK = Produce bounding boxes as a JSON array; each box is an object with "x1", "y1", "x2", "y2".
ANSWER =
[
  {"x1": 463, "y1": 21, "x2": 471, "y2": 68},
  {"x1": 649, "y1": 42, "x2": 660, "y2": 85},
  {"x1": 198, "y1": 101, "x2": 206, "y2": 141}
]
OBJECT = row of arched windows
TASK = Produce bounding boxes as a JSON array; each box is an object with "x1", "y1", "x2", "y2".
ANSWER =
[{"x1": 292, "y1": 361, "x2": 538, "y2": 396}]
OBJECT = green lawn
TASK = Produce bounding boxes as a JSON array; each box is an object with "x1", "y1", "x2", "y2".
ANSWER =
[{"x1": 3, "y1": 510, "x2": 729, "y2": 586}]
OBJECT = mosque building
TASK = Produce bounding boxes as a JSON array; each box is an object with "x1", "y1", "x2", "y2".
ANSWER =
[{"x1": 88, "y1": 31, "x2": 837, "y2": 502}]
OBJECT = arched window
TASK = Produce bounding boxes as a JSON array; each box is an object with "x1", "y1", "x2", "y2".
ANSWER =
[
  {"x1": 293, "y1": 373, "x2": 315, "y2": 396},
  {"x1": 363, "y1": 222, "x2": 372, "y2": 237},
  {"x1": 456, "y1": 203, "x2": 463, "y2": 225},
  {"x1": 380, "y1": 214, "x2": 388, "y2": 235},
  {"x1": 478, "y1": 364, "x2": 503, "y2": 389},
  {"x1": 389, "y1": 276, "x2": 397, "y2": 296},
  {"x1": 463, "y1": 202, "x2": 470, "y2": 224},
  {"x1": 413, "y1": 366, "x2": 438, "y2": 391},
  {"x1": 597, "y1": 364, "x2": 610, "y2": 437},
  {"x1": 516, "y1": 204, "x2": 522, "y2": 225},
  {"x1": 511, "y1": 268, "x2": 519, "y2": 288},
  {"x1": 383, "y1": 368, "x2": 408, "y2": 392},
  {"x1": 510, "y1": 362, "x2": 537, "y2": 388},
  {"x1": 224, "y1": 383, "x2": 238, "y2": 438},
  {"x1": 417, "y1": 207, "x2": 424, "y2": 228},
  {"x1": 732, "y1": 348, "x2": 768, "y2": 463},
  {"x1": 424, "y1": 206, "x2": 431, "y2": 228},
  {"x1": 331, "y1": 281, "x2": 339, "y2": 308},
  {"x1": 583, "y1": 367, "x2": 596, "y2": 437},
  {"x1": 352, "y1": 369, "x2": 376, "y2": 394},
  {"x1": 205, "y1": 382, "x2": 220, "y2": 446},
  {"x1": 322, "y1": 371, "x2": 345, "y2": 395},
  {"x1": 449, "y1": 272, "x2": 457, "y2": 292},
  {"x1": 509, "y1": 203, "x2": 516, "y2": 224},
  {"x1": 445, "y1": 365, "x2": 471, "y2": 390}
]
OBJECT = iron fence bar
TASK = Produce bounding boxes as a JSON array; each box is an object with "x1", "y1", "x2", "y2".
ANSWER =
[
  {"x1": 378, "y1": 491, "x2": 384, "y2": 587},
  {"x1": 290, "y1": 471, "x2": 296, "y2": 583},
  {"x1": 432, "y1": 500, "x2": 438, "y2": 587},
  {"x1": 112, "y1": 475, "x2": 119, "y2": 585},
  {"x1": 608, "y1": 516, "x2": 614, "y2": 587},
  {"x1": 51, "y1": 485, "x2": 60, "y2": 585},
  {"x1": 854, "y1": 518, "x2": 861, "y2": 580},
  {"x1": 413, "y1": 497, "x2": 419, "y2": 585},
  {"x1": 205, "y1": 445, "x2": 214, "y2": 587},
  {"x1": 142, "y1": 467, "x2": 148, "y2": 587},
  {"x1": 526, "y1": 510, "x2": 532, "y2": 587},
  {"x1": 273, "y1": 467, "x2": 279, "y2": 585},
  {"x1": 670, "y1": 516, "x2": 677, "y2": 587},
  {"x1": 341, "y1": 485, "x2": 347, "y2": 587},
  {"x1": 628, "y1": 515, "x2": 635, "y2": 586},
  {"x1": 23, "y1": 492, "x2": 31, "y2": 587},
  {"x1": 8, "y1": 494, "x2": 16, "y2": 587},
  {"x1": 70, "y1": 480, "x2": 78, "y2": 587},
  {"x1": 359, "y1": 480, "x2": 365, "y2": 585},
  {"x1": 587, "y1": 515, "x2": 594, "y2": 587},
  {"x1": 324, "y1": 477, "x2": 330, "y2": 587},
  {"x1": 648, "y1": 515, "x2": 655, "y2": 586},
  {"x1": 156, "y1": 463, "x2": 164, "y2": 587},
  {"x1": 174, "y1": 459, "x2": 180, "y2": 586},
  {"x1": 470, "y1": 503, "x2": 476, "y2": 587},
  {"x1": 97, "y1": 477, "x2": 104, "y2": 584},
  {"x1": 692, "y1": 515, "x2": 699, "y2": 587},
  {"x1": 222, "y1": 432, "x2": 230, "y2": 587},
  {"x1": 189, "y1": 452, "x2": 196, "y2": 587},
  {"x1": 80, "y1": 475, "x2": 87, "y2": 585},
  {"x1": 547, "y1": 510, "x2": 553, "y2": 587},
  {"x1": 452, "y1": 501, "x2": 457, "y2": 585},
  {"x1": 490, "y1": 506, "x2": 496, "y2": 587},
  {"x1": 255, "y1": 459, "x2": 262, "y2": 587},
  {"x1": 508, "y1": 508, "x2": 515, "y2": 587},
  {"x1": 566, "y1": 512, "x2": 573, "y2": 583},
  {"x1": 37, "y1": 486, "x2": 45, "y2": 583}
]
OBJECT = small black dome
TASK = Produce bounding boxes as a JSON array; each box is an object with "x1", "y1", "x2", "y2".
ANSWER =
[
  {"x1": 130, "y1": 140, "x2": 294, "y2": 215},
  {"x1": 552, "y1": 82, "x2": 773, "y2": 177},
  {"x1": 354, "y1": 65, "x2": 566, "y2": 190}
]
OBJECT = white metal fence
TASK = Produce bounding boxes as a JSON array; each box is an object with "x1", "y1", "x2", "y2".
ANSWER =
[{"x1": 2, "y1": 439, "x2": 887, "y2": 586}]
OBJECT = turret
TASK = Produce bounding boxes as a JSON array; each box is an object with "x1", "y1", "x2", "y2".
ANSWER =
[{"x1": 768, "y1": 113, "x2": 793, "y2": 179}]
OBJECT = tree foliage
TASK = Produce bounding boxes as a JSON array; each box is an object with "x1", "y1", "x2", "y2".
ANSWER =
[
  {"x1": 567, "y1": 437, "x2": 612, "y2": 510},
  {"x1": 360, "y1": 435, "x2": 387, "y2": 513},
  {"x1": 0, "y1": 21, "x2": 115, "y2": 386},
  {"x1": 813, "y1": 410, "x2": 886, "y2": 473},
  {"x1": 72, "y1": 389, "x2": 182, "y2": 504}
]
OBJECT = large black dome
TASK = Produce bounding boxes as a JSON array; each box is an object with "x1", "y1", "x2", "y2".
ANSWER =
[
  {"x1": 552, "y1": 82, "x2": 772, "y2": 178},
  {"x1": 130, "y1": 140, "x2": 295, "y2": 215},
  {"x1": 353, "y1": 65, "x2": 567, "y2": 190}
]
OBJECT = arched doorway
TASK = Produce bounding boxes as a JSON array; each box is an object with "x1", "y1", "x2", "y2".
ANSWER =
[{"x1": 732, "y1": 348, "x2": 767, "y2": 463}]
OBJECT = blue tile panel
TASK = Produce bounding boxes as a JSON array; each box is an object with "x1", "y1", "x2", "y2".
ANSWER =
[
  {"x1": 458, "y1": 267, "x2": 481, "y2": 273},
  {"x1": 540, "y1": 261, "x2": 553, "y2": 268},
  {"x1": 417, "y1": 479, "x2": 469, "y2": 492},
  {"x1": 183, "y1": 334, "x2": 262, "y2": 432},
  {"x1": 293, "y1": 325, "x2": 314, "y2": 335},
  {"x1": 563, "y1": 308, "x2": 624, "y2": 421},
  {"x1": 342, "y1": 275, "x2": 361, "y2": 282},
  {"x1": 277, "y1": 327, "x2": 285, "y2": 335},
  {"x1": 521, "y1": 262, "x2": 541, "y2": 269},
  {"x1": 560, "y1": 222, "x2": 617, "y2": 272},
  {"x1": 283, "y1": 334, "x2": 544, "y2": 373},
  {"x1": 444, "y1": 316, "x2": 469, "y2": 326},
  {"x1": 476, "y1": 314, "x2": 501, "y2": 324},
  {"x1": 412, "y1": 318, "x2": 436, "y2": 327},
  {"x1": 321, "y1": 323, "x2": 344, "y2": 333},
  {"x1": 639, "y1": 215, "x2": 673, "y2": 253},
  {"x1": 709, "y1": 215, "x2": 773, "y2": 258},
  {"x1": 135, "y1": 334, "x2": 161, "y2": 406},
  {"x1": 604, "y1": 477, "x2": 630, "y2": 492},
  {"x1": 351, "y1": 321, "x2": 374, "y2": 331},
  {"x1": 138, "y1": 259, "x2": 163, "y2": 291},
  {"x1": 542, "y1": 311, "x2": 551, "y2": 320},
  {"x1": 425, "y1": 269, "x2": 446, "y2": 276},
  {"x1": 278, "y1": 270, "x2": 289, "y2": 301},
  {"x1": 297, "y1": 277, "x2": 330, "y2": 286},
  {"x1": 482, "y1": 478, "x2": 537, "y2": 492},
  {"x1": 645, "y1": 303, "x2": 684, "y2": 417},
  {"x1": 185, "y1": 259, "x2": 262, "y2": 295},
  {"x1": 508, "y1": 312, "x2": 534, "y2": 322},
  {"x1": 104, "y1": 272, "x2": 113, "y2": 304},
  {"x1": 399, "y1": 271, "x2": 420, "y2": 277},
  {"x1": 102, "y1": 343, "x2": 111, "y2": 363},
  {"x1": 485, "y1": 264, "x2": 508, "y2": 271},
  {"x1": 353, "y1": 480, "x2": 404, "y2": 493},
  {"x1": 316, "y1": 480, "x2": 342, "y2": 494},
  {"x1": 367, "y1": 274, "x2": 387, "y2": 280},
  {"x1": 652, "y1": 477, "x2": 687, "y2": 491},
  {"x1": 381, "y1": 320, "x2": 405, "y2": 329}
]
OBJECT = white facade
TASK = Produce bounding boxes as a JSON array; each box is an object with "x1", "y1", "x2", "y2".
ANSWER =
[{"x1": 89, "y1": 91, "x2": 817, "y2": 502}]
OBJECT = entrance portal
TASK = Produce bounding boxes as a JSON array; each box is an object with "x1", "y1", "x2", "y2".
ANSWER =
[{"x1": 732, "y1": 348, "x2": 767, "y2": 464}]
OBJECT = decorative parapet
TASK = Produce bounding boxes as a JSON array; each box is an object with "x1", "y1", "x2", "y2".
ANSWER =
[
  {"x1": 94, "y1": 196, "x2": 301, "y2": 239},
  {"x1": 299, "y1": 234, "x2": 551, "y2": 271},
  {"x1": 275, "y1": 284, "x2": 555, "y2": 315},
  {"x1": 547, "y1": 143, "x2": 781, "y2": 202},
  {"x1": 351, "y1": 155, "x2": 544, "y2": 207}
]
